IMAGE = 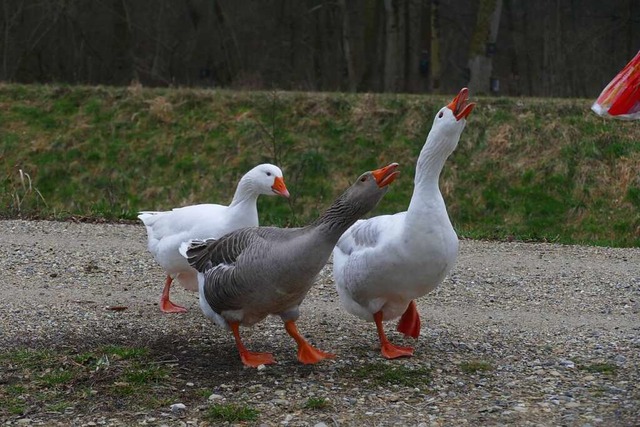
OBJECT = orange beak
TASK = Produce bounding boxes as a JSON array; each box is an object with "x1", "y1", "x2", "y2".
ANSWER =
[
  {"x1": 371, "y1": 163, "x2": 400, "y2": 188},
  {"x1": 271, "y1": 176, "x2": 290, "y2": 198},
  {"x1": 447, "y1": 87, "x2": 476, "y2": 121}
]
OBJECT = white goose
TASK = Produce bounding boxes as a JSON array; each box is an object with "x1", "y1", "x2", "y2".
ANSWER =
[
  {"x1": 139, "y1": 163, "x2": 290, "y2": 313},
  {"x1": 332, "y1": 88, "x2": 475, "y2": 359}
]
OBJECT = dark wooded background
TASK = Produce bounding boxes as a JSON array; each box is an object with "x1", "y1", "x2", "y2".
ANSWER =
[{"x1": 1, "y1": 0, "x2": 638, "y2": 97}]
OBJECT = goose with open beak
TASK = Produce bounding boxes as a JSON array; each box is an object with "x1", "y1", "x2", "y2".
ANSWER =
[
  {"x1": 180, "y1": 163, "x2": 399, "y2": 367},
  {"x1": 332, "y1": 88, "x2": 475, "y2": 359}
]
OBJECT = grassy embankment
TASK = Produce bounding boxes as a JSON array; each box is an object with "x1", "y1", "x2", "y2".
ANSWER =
[{"x1": 1, "y1": 83, "x2": 639, "y2": 247}]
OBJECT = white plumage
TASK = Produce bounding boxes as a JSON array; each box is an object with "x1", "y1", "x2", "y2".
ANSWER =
[
  {"x1": 332, "y1": 88, "x2": 475, "y2": 359},
  {"x1": 139, "y1": 163, "x2": 289, "y2": 313}
]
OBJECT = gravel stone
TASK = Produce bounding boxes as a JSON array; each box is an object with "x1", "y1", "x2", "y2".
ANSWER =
[{"x1": 1, "y1": 219, "x2": 639, "y2": 426}]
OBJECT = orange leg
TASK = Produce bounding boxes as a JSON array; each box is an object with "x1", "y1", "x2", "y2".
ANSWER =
[
  {"x1": 229, "y1": 321, "x2": 276, "y2": 368},
  {"x1": 160, "y1": 275, "x2": 187, "y2": 313},
  {"x1": 396, "y1": 300, "x2": 421, "y2": 338},
  {"x1": 284, "y1": 320, "x2": 335, "y2": 364},
  {"x1": 374, "y1": 310, "x2": 414, "y2": 359}
]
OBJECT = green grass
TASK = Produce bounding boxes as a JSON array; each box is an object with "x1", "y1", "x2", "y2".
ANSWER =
[
  {"x1": 45, "y1": 401, "x2": 71, "y2": 413},
  {"x1": 123, "y1": 365, "x2": 168, "y2": 385},
  {"x1": 40, "y1": 369, "x2": 75, "y2": 387},
  {"x1": 102, "y1": 345, "x2": 149, "y2": 360},
  {"x1": 205, "y1": 403, "x2": 259, "y2": 422},
  {"x1": 579, "y1": 363, "x2": 618, "y2": 374},
  {"x1": 459, "y1": 360, "x2": 493, "y2": 374},
  {"x1": 0, "y1": 345, "x2": 176, "y2": 418},
  {"x1": 3, "y1": 385, "x2": 28, "y2": 415},
  {"x1": 304, "y1": 396, "x2": 330, "y2": 410},
  {"x1": 351, "y1": 363, "x2": 431, "y2": 387},
  {"x1": 1, "y1": 84, "x2": 639, "y2": 246}
]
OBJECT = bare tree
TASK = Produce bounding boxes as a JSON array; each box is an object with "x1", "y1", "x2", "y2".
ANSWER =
[
  {"x1": 430, "y1": 0, "x2": 442, "y2": 91},
  {"x1": 2, "y1": 0, "x2": 640, "y2": 97},
  {"x1": 467, "y1": 0, "x2": 503, "y2": 95},
  {"x1": 382, "y1": 0, "x2": 405, "y2": 92},
  {"x1": 338, "y1": 0, "x2": 357, "y2": 92},
  {"x1": 1, "y1": 1, "x2": 24, "y2": 79}
]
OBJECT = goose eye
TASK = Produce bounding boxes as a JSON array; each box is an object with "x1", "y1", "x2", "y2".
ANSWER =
[
  {"x1": 266, "y1": 172, "x2": 272, "y2": 177},
  {"x1": 438, "y1": 111, "x2": 444, "y2": 118},
  {"x1": 360, "y1": 176, "x2": 367, "y2": 182}
]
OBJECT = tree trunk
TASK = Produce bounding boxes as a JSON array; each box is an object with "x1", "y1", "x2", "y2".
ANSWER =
[
  {"x1": 362, "y1": 0, "x2": 384, "y2": 91},
  {"x1": 338, "y1": 0, "x2": 357, "y2": 92},
  {"x1": 112, "y1": 0, "x2": 134, "y2": 84},
  {"x1": 383, "y1": 0, "x2": 401, "y2": 92},
  {"x1": 150, "y1": 0, "x2": 168, "y2": 84},
  {"x1": 404, "y1": 0, "x2": 423, "y2": 93},
  {"x1": 467, "y1": 0, "x2": 503, "y2": 95},
  {"x1": 430, "y1": 0, "x2": 441, "y2": 91},
  {"x1": 1, "y1": 1, "x2": 24, "y2": 80},
  {"x1": 416, "y1": 0, "x2": 430, "y2": 93}
]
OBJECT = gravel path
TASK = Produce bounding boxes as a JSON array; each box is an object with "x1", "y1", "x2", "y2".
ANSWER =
[{"x1": 1, "y1": 220, "x2": 639, "y2": 426}]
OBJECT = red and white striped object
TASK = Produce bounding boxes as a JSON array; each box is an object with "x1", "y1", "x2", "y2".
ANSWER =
[{"x1": 592, "y1": 50, "x2": 640, "y2": 120}]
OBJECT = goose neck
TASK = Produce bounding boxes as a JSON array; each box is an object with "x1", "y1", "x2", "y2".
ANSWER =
[
  {"x1": 229, "y1": 177, "x2": 259, "y2": 207},
  {"x1": 311, "y1": 196, "x2": 361, "y2": 241},
  {"x1": 414, "y1": 143, "x2": 448, "y2": 191}
]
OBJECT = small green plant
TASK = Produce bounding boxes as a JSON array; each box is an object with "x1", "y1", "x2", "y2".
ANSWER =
[
  {"x1": 0, "y1": 349, "x2": 52, "y2": 366},
  {"x1": 3, "y1": 385, "x2": 27, "y2": 415},
  {"x1": 40, "y1": 369, "x2": 75, "y2": 387},
  {"x1": 6, "y1": 402, "x2": 26, "y2": 415},
  {"x1": 102, "y1": 345, "x2": 149, "y2": 360},
  {"x1": 352, "y1": 363, "x2": 431, "y2": 387},
  {"x1": 579, "y1": 363, "x2": 617, "y2": 374},
  {"x1": 110, "y1": 382, "x2": 137, "y2": 397},
  {"x1": 5, "y1": 385, "x2": 26, "y2": 395},
  {"x1": 197, "y1": 388, "x2": 214, "y2": 398},
  {"x1": 73, "y1": 352, "x2": 94, "y2": 363},
  {"x1": 123, "y1": 365, "x2": 168, "y2": 384},
  {"x1": 459, "y1": 360, "x2": 493, "y2": 374},
  {"x1": 205, "y1": 403, "x2": 259, "y2": 422},
  {"x1": 304, "y1": 397, "x2": 330, "y2": 410},
  {"x1": 46, "y1": 401, "x2": 70, "y2": 412},
  {"x1": 10, "y1": 169, "x2": 48, "y2": 214}
]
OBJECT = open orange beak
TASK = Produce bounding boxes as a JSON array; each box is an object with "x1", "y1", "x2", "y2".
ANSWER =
[
  {"x1": 447, "y1": 87, "x2": 476, "y2": 121},
  {"x1": 371, "y1": 163, "x2": 400, "y2": 188},
  {"x1": 271, "y1": 176, "x2": 290, "y2": 198}
]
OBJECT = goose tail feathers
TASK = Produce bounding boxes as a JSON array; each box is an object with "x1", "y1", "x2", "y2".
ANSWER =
[{"x1": 179, "y1": 238, "x2": 216, "y2": 272}]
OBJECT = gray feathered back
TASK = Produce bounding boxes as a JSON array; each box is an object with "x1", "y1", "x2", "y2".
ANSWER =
[{"x1": 182, "y1": 228, "x2": 265, "y2": 273}]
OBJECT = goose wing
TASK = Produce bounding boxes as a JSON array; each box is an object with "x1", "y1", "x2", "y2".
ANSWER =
[
  {"x1": 180, "y1": 227, "x2": 261, "y2": 273},
  {"x1": 335, "y1": 213, "x2": 404, "y2": 257}
]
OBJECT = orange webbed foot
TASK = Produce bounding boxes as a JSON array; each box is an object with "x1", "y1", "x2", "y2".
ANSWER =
[
  {"x1": 159, "y1": 275, "x2": 187, "y2": 313},
  {"x1": 284, "y1": 320, "x2": 335, "y2": 365},
  {"x1": 239, "y1": 350, "x2": 276, "y2": 368},
  {"x1": 229, "y1": 321, "x2": 275, "y2": 368},
  {"x1": 396, "y1": 300, "x2": 421, "y2": 338},
  {"x1": 381, "y1": 342, "x2": 414, "y2": 359},
  {"x1": 374, "y1": 309, "x2": 414, "y2": 359},
  {"x1": 160, "y1": 298, "x2": 188, "y2": 313},
  {"x1": 297, "y1": 343, "x2": 336, "y2": 365}
]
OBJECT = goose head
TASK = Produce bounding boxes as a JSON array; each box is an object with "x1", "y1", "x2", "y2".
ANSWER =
[
  {"x1": 428, "y1": 88, "x2": 476, "y2": 153},
  {"x1": 244, "y1": 163, "x2": 290, "y2": 198},
  {"x1": 342, "y1": 163, "x2": 399, "y2": 217},
  {"x1": 447, "y1": 87, "x2": 475, "y2": 122}
]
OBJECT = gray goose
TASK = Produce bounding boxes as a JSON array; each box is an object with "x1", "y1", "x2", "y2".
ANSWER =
[{"x1": 180, "y1": 163, "x2": 399, "y2": 367}]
